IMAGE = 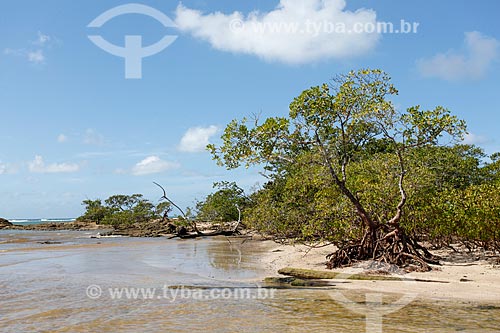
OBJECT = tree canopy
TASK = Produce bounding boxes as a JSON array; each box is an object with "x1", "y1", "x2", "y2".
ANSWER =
[
  {"x1": 78, "y1": 194, "x2": 169, "y2": 227},
  {"x1": 195, "y1": 181, "x2": 249, "y2": 222},
  {"x1": 209, "y1": 69, "x2": 471, "y2": 270}
]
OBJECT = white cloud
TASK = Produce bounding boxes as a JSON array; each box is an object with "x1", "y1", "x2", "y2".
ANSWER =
[
  {"x1": 178, "y1": 125, "x2": 219, "y2": 153},
  {"x1": 34, "y1": 31, "x2": 51, "y2": 46},
  {"x1": 0, "y1": 161, "x2": 19, "y2": 175},
  {"x1": 57, "y1": 134, "x2": 68, "y2": 143},
  {"x1": 4, "y1": 31, "x2": 57, "y2": 65},
  {"x1": 463, "y1": 132, "x2": 490, "y2": 145},
  {"x1": 4, "y1": 48, "x2": 22, "y2": 57},
  {"x1": 27, "y1": 50, "x2": 45, "y2": 64},
  {"x1": 113, "y1": 168, "x2": 128, "y2": 175},
  {"x1": 4, "y1": 47, "x2": 45, "y2": 64},
  {"x1": 83, "y1": 129, "x2": 104, "y2": 145},
  {"x1": 417, "y1": 31, "x2": 499, "y2": 81},
  {"x1": 131, "y1": 156, "x2": 179, "y2": 176},
  {"x1": 28, "y1": 155, "x2": 80, "y2": 174},
  {"x1": 175, "y1": 0, "x2": 379, "y2": 64}
]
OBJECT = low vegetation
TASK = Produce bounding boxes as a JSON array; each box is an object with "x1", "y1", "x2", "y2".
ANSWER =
[{"x1": 77, "y1": 194, "x2": 171, "y2": 227}]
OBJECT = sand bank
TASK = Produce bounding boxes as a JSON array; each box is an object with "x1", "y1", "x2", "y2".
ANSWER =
[{"x1": 257, "y1": 240, "x2": 500, "y2": 303}]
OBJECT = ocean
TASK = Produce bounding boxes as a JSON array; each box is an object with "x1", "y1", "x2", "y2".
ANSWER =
[{"x1": 7, "y1": 218, "x2": 76, "y2": 225}]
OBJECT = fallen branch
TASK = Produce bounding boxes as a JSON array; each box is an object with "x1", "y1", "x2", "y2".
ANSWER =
[{"x1": 154, "y1": 182, "x2": 240, "y2": 239}]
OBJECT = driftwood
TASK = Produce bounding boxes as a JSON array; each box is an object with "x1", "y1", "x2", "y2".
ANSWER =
[
  {"x1": 177, "y1": 229, "x2": 237, "y2": 239},
  {"x1": 154, "y1": 182, "x2": 239, "y2": 239}
]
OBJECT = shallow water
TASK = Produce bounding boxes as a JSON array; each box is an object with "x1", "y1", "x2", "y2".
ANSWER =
[{"x1": 1, "y1": 230, "x2": 499, "y2": 332}]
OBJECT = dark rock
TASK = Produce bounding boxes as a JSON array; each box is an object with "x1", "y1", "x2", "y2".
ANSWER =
[
  {"x1": 166, "y1": 223, "x2": 177, "y2": 233},
  {"x1": 0, "y1": 218, "x2": 13, "y2": 229},
  {"x1": 177, "y1": 226, "x2": 188, "y2": 236}
]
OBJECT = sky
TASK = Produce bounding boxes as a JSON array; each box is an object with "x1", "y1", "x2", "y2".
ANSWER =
[{"x1": 0, "y1": 0, "x2": 499, "y2": 218}]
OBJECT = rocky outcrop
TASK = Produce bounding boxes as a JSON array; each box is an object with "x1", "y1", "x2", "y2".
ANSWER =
[
  {"x1": 110, "y1": 220, "x2": 242, "y2": 238},
  {"x1": 0, "y1": 218, "x2": 13, "y2": 229},
  {"x1": 1, "y1": 218, "x2": 241, "y2": 238},
  {"x1": 111, "y1": 220, "x2": 181, "y2": 237}
]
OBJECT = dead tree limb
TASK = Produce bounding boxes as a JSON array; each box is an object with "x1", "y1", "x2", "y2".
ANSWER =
[
  {"x1": 154, "y1": 182, "x2": 239, "y2": 239},
  {"x1": 231, "y1": 204, "x2": 242, "y2": 233},
  {"x1": 153, "y1": 182, "x2": 202, "y2": 235}
]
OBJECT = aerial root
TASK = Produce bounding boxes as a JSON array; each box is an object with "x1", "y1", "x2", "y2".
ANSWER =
[{"x1": 326, "y1": 229, "x2": 438, "y2": 272}]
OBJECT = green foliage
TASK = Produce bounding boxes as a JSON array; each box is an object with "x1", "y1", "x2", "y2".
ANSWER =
[
  {"x1": 78, "y1": 194, "x2": 165, "y2": 226},
  {"x1": 209, "y1": 68, "x2": 500, "y2": 252},
  {"x1": 211, "y1": 69, "x2": 468, "y2": 245},
  {"x1": 78, "y1": 199, "x2": 110, "y2": 224},
  {"x1": 196, "y1": 182, "x2": 248, "y2": 222},
  {"x1": 104, "y1": 194, "x2": 143, "y2": 211},
  {"x1": 155, "y1": 201, "x2": 172, "y2": 219},
  {"x1": 407, "y1": 183, "x2": 500, "y2": 250},
  {"x1": 482, "y1": 153, "x2": 500, "y2": 183},
  {"x1": 408, "y1": 145, "x2": 484, "y2": 190},
  {"x1": 244, "y1": 152, "x2": 359, "y2": 242}
]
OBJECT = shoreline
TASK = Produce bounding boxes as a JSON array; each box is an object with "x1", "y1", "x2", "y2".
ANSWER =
[
  {"x1": 3, "y1": 223, "x2": 500, "y2": 304},
  {"x1": 1, "y1": 220, "x2": 238, "y2": 237},
  {"x1": 256, "y1": 240, "x2": 500, "y2": 304}
]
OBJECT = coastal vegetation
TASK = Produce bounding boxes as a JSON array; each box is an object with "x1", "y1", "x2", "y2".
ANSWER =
[
  {"x1": 73, "y1": 69, "x2": 500, "y2": 271},
  {"x1": 195, "y1": 181, "x2": 248, "y2": 223},
  {"x1": 208, "y1": 69, "x2": 500, "y2": 271},
  {"x1": 74, "y1": 184, "x2": 245, "y2": 238},
  {"x1": 77, "y1": 194, "x2": 171, "y2": 227}
]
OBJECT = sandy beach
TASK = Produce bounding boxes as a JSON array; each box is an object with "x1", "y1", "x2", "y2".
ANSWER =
[{"x1": 257, "y1": 240, "x2": 500, "y2": 303}]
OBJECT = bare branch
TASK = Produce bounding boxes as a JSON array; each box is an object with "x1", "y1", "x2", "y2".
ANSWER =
[{"x1": 153, "y1": 182, "x2": 201, "y2": 235}]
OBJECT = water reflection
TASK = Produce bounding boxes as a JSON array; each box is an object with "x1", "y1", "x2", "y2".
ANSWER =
[{"x1": 205, "y1": 237, "x2": 255, "y2": 271}]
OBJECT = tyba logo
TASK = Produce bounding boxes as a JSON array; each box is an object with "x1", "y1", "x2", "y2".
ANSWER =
[{"x1": 88, "y1": 3, "x2": 178, "y2": 79}]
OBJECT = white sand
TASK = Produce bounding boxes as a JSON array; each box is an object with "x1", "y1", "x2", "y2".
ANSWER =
[{"x1": 257, "y1": 240, "x2": 500, "y2": 303}]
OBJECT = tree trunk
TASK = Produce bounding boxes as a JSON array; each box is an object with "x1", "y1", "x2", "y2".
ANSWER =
[{"x1": 314, "y1": 132, "x2": 377, "y2": 231}]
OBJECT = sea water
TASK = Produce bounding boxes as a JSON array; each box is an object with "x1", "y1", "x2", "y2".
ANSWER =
[{"x1": 7, "y1": 218, "x2": 76, "y2": 226}]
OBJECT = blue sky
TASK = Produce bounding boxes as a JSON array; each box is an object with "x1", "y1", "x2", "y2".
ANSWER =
[{"x1": 1, "y1": 0, "x2": 499, "y2": 218}]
